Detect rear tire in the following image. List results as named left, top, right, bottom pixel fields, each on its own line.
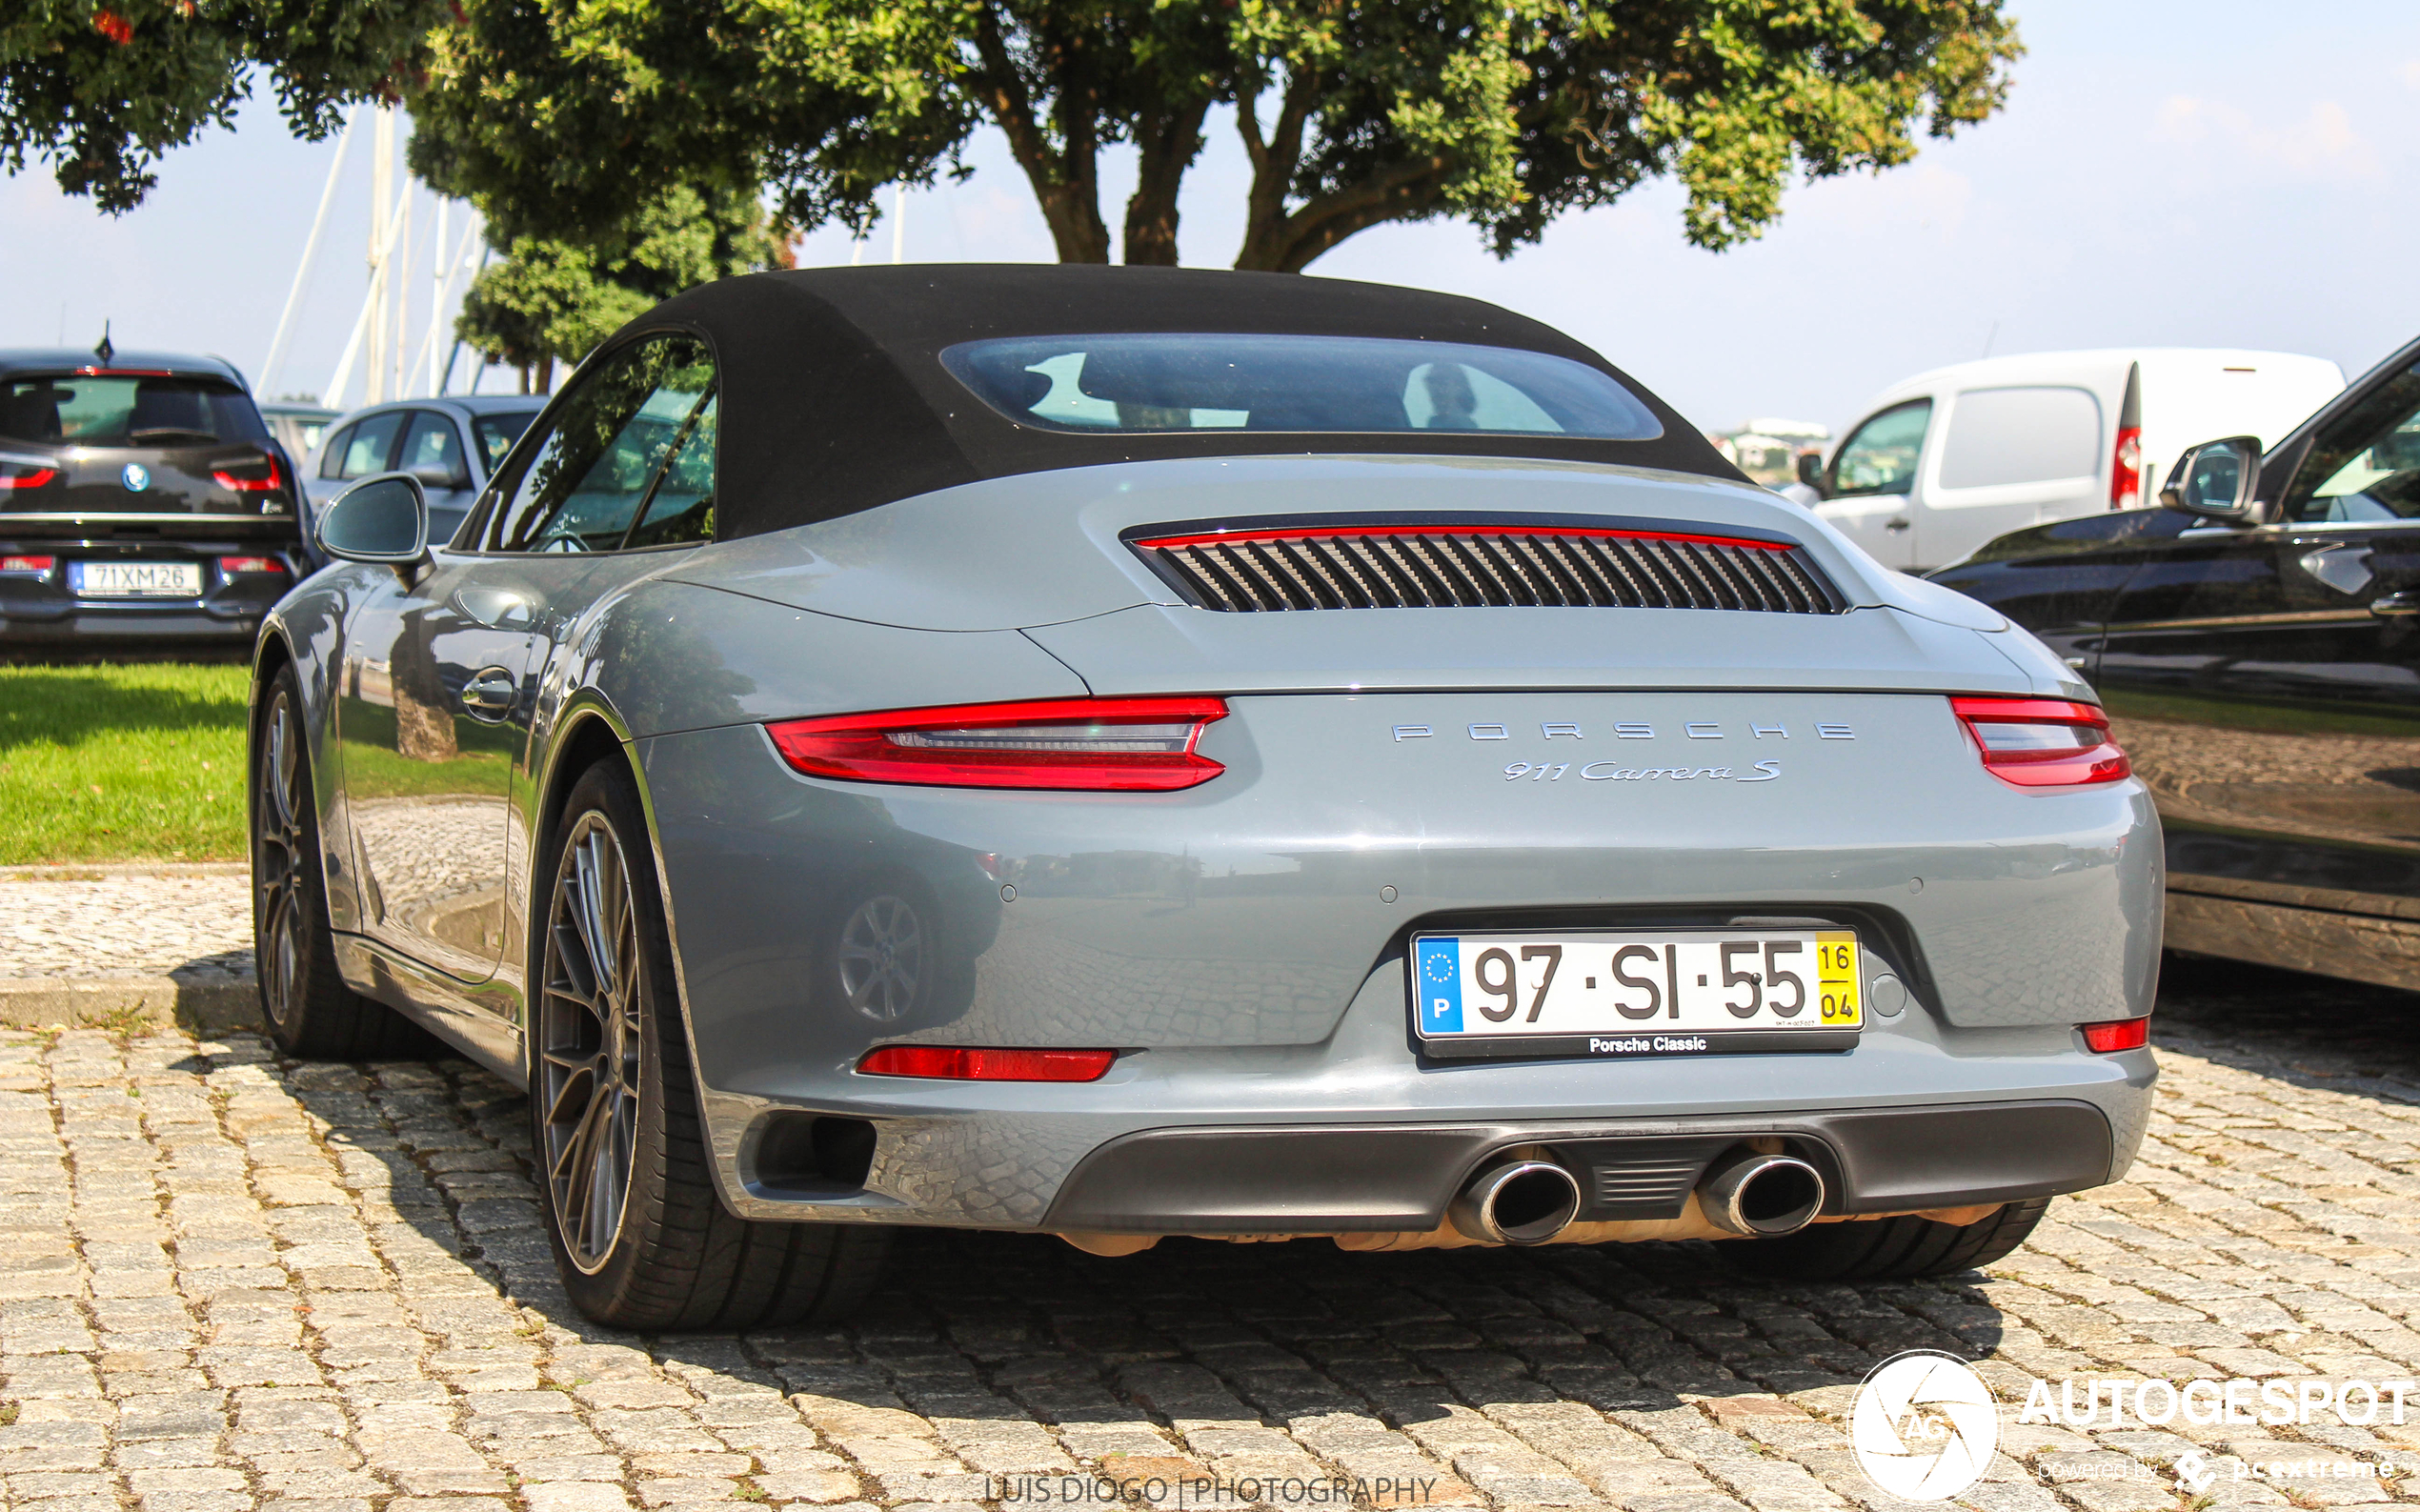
left=251, top=664, right=438, bottom=1060
left=531, top=758, right=891, bottom=1330
left=1721, top=1198, right=2052, bottom=1281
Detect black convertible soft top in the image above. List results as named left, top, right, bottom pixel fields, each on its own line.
left=622, top=265, right=1743, bottom=542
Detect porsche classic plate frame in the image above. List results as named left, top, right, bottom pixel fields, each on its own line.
left=1411, top=927, right=1862, bottom=1059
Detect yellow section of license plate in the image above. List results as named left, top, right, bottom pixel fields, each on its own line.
left=1816, top=932, right=1861, bottom=1025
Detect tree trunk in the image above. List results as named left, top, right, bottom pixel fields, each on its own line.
left=1123, top=97, right=1212, bottom=266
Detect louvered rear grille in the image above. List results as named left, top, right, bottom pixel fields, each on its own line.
left=1132, top=526, right=1841, bottom=615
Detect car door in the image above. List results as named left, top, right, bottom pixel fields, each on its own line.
left=2097, top=355, right=2420, bottom=919
left=335, top=333, right=721, bottom=988
left=395, top=410, right=478, bottom=546
left=1917, top=385, right=2105, bottom=571
left=1815, top=398, right=1930, bottom=570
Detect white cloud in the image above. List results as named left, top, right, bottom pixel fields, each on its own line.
left=2151, top=95, right=2382, bottom=181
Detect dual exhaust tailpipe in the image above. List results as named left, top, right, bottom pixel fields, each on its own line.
left=1448, top=1145, right=1826, bottom=1247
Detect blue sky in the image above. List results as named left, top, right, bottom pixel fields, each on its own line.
left=3, top=0, right=2414, bottom=433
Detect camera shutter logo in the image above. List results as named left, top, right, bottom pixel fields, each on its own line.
left=1852, top=1351, right=1999, bottom=1502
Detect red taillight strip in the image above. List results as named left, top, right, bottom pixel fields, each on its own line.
left=212, top=470, right=280, bottom=492
left=767, top=696, right=1228, bottom=792
left=0, top=555, right=54, bottom=574
left=217, top=556, right=286, bottom=575
left=1949, top=696, right=2131, bottom=789
left=2080, top=1018, right=2148, bottom=1053
left=0, top=468, right=58, bottom=490
left=1133, top=522, right=1794, bottom=552
left=2109, top=424, right=2143, bottom=509
left=858, top=1046, right=1116, bottom=1081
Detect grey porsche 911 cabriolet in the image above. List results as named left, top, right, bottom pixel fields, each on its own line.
left=252, top=265, right=2159, bottom=1329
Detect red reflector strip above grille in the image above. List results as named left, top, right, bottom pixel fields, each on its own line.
left=1130, top=522, right=1793, bottom=552
left=1949, top=696, right=2132, bottom=788
left=2080, top=1018, right=2148, bottom=1053
left=767, top=696, right=1227, bottom=791
left=858, top=1046, right=1117, bottom=1082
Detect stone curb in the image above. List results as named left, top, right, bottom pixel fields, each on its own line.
left=0, top=976, right=259, bottom=1034
left=0, top=861, right=248, bottom=881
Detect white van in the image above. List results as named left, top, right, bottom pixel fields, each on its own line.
left=1800, top=349, right=2346, bottom=571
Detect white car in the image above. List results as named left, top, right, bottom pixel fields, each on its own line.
left=1800, top=349, right=2345, bottom=571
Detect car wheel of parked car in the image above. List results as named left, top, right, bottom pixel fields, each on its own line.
left=252, top=665, right=437, bottom=1060
left=1723, top=1197, right=2051, bottom=1281
left=533, top=759, right=891, bottom=1329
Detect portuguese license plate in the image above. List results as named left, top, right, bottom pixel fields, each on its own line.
left=72, top=560, right=201, bottom=597
left=1412, top=928, right=1862, bottom=1059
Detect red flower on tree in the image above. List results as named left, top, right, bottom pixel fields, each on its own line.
left=92, top=8, right=133, bottom=44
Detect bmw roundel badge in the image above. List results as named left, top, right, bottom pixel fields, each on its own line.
left=121, top=462, right=150, bottom=493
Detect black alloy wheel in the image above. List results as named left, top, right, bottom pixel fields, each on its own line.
left=249, top=663, right=434, bottom=1059
left=530, top=759, right=893, bottom=1329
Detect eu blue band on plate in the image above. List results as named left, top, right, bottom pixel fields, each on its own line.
left=1416, top=937, right=1462, bottom=1034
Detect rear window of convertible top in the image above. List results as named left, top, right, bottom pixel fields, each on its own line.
left=940, top=333, right=1664, bottom=440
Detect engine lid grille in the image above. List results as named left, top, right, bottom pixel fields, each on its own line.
left=1128, top=514, right=1842, bottom=615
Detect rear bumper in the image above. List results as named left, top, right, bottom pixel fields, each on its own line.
left=1043, top=1099, right=2114, bottom=1234
left=0, top=607, right=262, bottom=653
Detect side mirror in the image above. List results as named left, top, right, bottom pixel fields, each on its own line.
left=317, top=473, right=429, bottom=564
left=2159, top=436, right=2262, bottom=521
left=1795, top=451, right=1827, bottom=496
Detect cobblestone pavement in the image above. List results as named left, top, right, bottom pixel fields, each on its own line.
left=0, top=955, right=2417, bottom=1512
left=0, top=868, right=252, bottom=982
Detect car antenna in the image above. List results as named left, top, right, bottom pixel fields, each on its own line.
left=93, top=322, right=114, bottom=365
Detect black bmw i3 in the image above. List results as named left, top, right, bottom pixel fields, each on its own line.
left=0, top=342, right=306, bottom=659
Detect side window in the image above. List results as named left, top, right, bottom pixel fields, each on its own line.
left=335, top=412, right=403, bottom=480
left=1830, top=399, right=1931, bottom=497
left=1937, top=387, right=2101, bottom=490
left=493, top=335, right=715, bottom=553
left=624, top=393, right=718, bottom=548
left=397, top=411, right=472, bottom=489
left=2281, top=363, right=2420, bottom=524
left=317, top=425, right=352, bottom=480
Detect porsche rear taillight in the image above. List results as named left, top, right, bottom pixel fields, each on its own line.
left=857, top=1046, right=1116, bottom=1082
left=1950, top=696, right=2131, bottom=788
left=766, top=696, right=1228, bottom=791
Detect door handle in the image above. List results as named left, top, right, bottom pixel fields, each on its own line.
left=1885, top=518, right=1911, bottom=533
left=2371, top=590, right=2420, bottom=618
left=461, top=666, right=517, bottom=719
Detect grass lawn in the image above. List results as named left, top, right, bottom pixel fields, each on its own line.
left=0, top=663, right=250, bottom=865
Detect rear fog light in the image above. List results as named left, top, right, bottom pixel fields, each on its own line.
left=2081, top=1018, right=2149, bottom=1053
left=858, top=1046, right=1116, bottom=1082
left=1, top=555, right=54, bottom=575
left=217, top=556, right=287, bottom=575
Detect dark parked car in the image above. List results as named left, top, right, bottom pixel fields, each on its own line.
left=0, top=345, right=305, bottom=657
left=1930, top=333, right=2420, bottom=988
left=304, top=395, right=545, bottom=547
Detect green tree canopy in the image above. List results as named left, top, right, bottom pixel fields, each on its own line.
left=454, top=181, right=790, bottom=390
left=1, top=0, right=444, bottom=212
left=411, top=0, right=2020, bottom=272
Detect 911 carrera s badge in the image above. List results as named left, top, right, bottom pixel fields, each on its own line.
left=121, top=463, right=150, bottom=493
